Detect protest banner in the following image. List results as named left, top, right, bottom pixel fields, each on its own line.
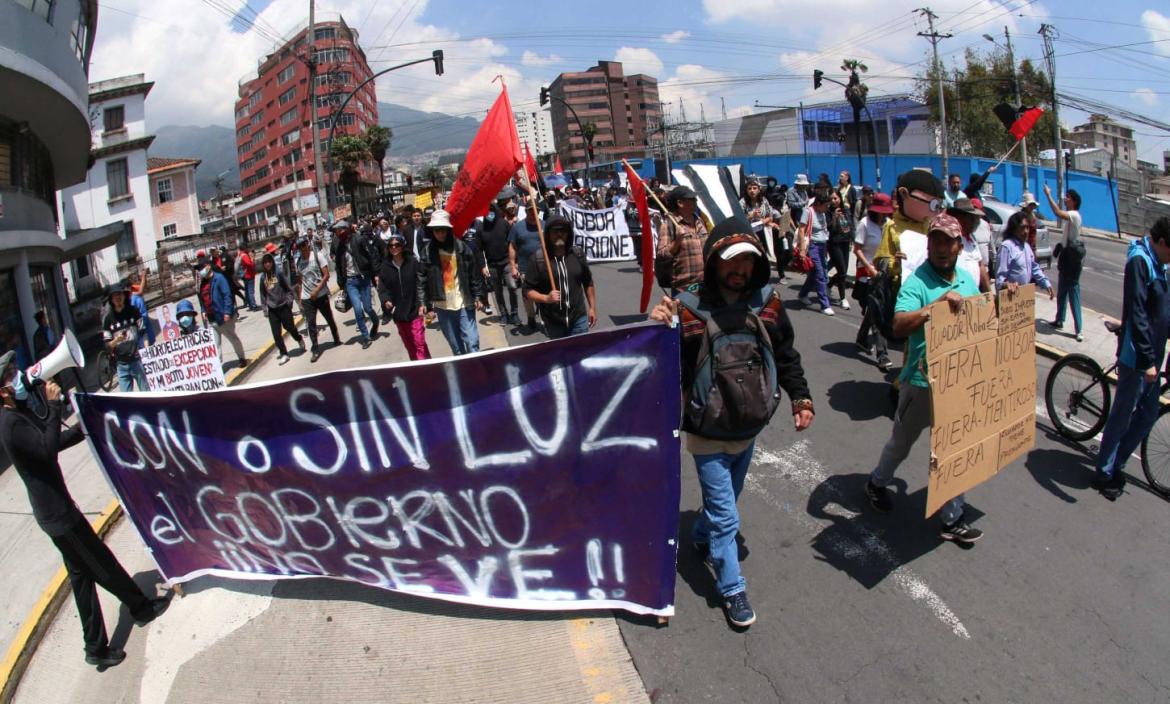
left=559, top=201, right=634, bottom=262
left=924, top=285, right=1036, bottom=516
left=332, top=203, right=352, bottom=221
left=139, top=327, right=226, bottom=392
left=73, top=323, right=682, bottom=616
left=413, top=191, right=434, bottom=210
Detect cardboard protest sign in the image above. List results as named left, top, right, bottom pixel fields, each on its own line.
left=559, top=202, right=634, bottom=262
left=73, top=323, right=682, bottom=616
left=924, top=285, right=1036, bottom=517
left=140, top=327, right=227, bottom=392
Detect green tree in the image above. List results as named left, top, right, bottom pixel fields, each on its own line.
left=364, top=125, right=392, bottom=207
left=917, top=48, right=1059, bottom=162
left=330, top=134, right=369, bottom=215
left=423, top=165, right=444, bottom=189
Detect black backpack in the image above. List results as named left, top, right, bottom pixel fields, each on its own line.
left=677, top=286, right=782, bottom=440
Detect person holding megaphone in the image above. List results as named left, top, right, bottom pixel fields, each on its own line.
left=0, top=349, right=169, bottom=669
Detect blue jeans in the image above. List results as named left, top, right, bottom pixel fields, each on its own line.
left=1096, top=363, right=1163, bottom=479
left=691, top=440, right=755, bottom=597
left=871, top=384, right=965, bottom=524
left=1055, top=277, right=1082, bottom=333
left=345, top=275, right=377, bottom=340
left=798, top=241, right=831, bottom=309
left=243, top=278, right=257, bottom=310
left=434, top=307, right=480, bottom=356
left=117, top=358, right=149, bottom=392
left=545, top=315, right=589, bottom=340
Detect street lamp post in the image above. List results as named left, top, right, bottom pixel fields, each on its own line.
left=541, top=87, right=592, bottom=186
left=814, top=61, right=870, bottom=187
left=324, top=51, right=444, bottom=213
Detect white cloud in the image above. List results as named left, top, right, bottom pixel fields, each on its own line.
left=1142, top=10, right=1170, bottom=57
left=658, top=64, right=752, bottom=123
left=1132, top=87, right=1158, bottom=107
left=660, top=30, right=690, bottom=44
left=521, top=51, right=563, bottom=67
left=614, top=47, right=664, bottom=78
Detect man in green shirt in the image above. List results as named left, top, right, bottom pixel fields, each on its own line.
left=864, top=213, right=984, bottom=544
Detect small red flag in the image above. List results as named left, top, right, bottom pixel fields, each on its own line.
left=1010, top=107, right=1044, bottom=140
left=523, top=143, right=538, bottom=183
left=446, top=87, right=523, bottom=236
left=624, top=161, right=655, bottom=313
left=554, top=155, right=563, bottom=174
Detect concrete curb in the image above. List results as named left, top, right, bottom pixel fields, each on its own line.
left=0, top=307, right=292, bottom=701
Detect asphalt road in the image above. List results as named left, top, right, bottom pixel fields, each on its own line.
left=576, top=260, right=1170, bottom=704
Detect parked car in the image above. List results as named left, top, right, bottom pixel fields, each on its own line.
left=980, top=197, right=1053, bottom=268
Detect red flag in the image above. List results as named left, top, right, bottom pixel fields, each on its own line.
left=446, top=87, right=523, bottom=236
left=554, top=155, right=563, bottom=174
left=523, top=143, right=538, bottom=183
left=624, top=161, right=655, bottom=313
left=1010, top=106, right=1044, bottom=141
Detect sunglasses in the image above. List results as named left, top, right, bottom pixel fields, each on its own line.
left=388, top=242, right=404, bottom=248
left=908, top=190, right=943, bottom=213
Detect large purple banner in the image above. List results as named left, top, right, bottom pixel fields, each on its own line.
left=73, top=323, right=681, bottom=615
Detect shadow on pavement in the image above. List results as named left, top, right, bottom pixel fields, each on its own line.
left=805, top=473, right=985, bottom=589
left=109, top=569, right=166, bottom=652
left=826, top=380, right=897, bottom=422
left=820, top=340, right=864, bottom=360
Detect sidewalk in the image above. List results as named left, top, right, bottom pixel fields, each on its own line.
left=1032, top=290, right=1118, bottom=369
left=2, top=296, right=648, bottom=703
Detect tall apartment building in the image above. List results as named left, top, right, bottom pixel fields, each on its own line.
left=548, top=61, right=660, bottom=171
left=1068, top=114, right=1137, bottom=170
left=233, top=15, right=378, bottom=240
left=515, top=108, right=555, bottom=158
left=2, top=0, right=110, bottom=363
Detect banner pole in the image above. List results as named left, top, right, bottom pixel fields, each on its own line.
left=621, top=159, right=681, bottom=231
left=519, top=168, right=555, bottom=284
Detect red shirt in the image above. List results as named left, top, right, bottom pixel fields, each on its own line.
left=239, top=252, right=255, bottom=279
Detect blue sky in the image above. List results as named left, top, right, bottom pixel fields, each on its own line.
left=92, top=0, right=1170, bottom=162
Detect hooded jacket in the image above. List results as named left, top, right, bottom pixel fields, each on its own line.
left=1117, top=236, right=1170, bottom=371
left=679, top=218, right=811, bottom=422
left=418, top=234, right=483, bottom=309
left=522, top=215, right=593, bottom=327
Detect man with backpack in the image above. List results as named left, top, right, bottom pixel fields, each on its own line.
left=648, top=216, right=814, bottom=629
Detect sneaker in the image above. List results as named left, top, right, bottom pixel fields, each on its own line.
left=132, top=596, right=171, bottom=625
left=821, top=307, right=835, bottom=316
left=723, top=591, right=757, bottom=628
left=1076, top=333, right=1084, bottom=342
left=1094, top=472, right=1126, bottom=500
left=865, top=479, right=894, bottom=512
left=85, top=647, right=126, bottom=670
left=484, top=305, right=494, bottom=315
left=1050, top=320, right=1064, bottom=330
left=277, top=354, right=290, bottom=365
left=840, top=299, right=850, bottom=311
left=360, top=338, right=372, bottom=350
left=940, top=519, right=983, bottom=544
left=856, top=341, right=873, bottom=356
left=310, top=349, right=322, bottom=364
left=238, top=358, right=248, bottom=369
left=877, top=356, right=894, bottom=371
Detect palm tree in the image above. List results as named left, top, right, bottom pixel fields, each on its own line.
left=424, top=165, right=444, bottom=189
left=330, top=134, right=369, bottom=216
left=364, top=125, right=392, bottom=208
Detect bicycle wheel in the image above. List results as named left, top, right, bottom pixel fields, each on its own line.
left=1141, top=404, right=1170, bottom=497
left=98, top=354, right=116, bottom=391
left=1045, top=353, right=1111, bottom=442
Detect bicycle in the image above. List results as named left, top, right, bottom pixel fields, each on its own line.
left=1044, top=319, right=1170, bottom=497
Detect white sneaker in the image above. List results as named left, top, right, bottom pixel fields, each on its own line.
left=1076, top=333, right=1084, bottom=342
left=840, top=299, right=851, bottom=310
left=821, top=307, right=835, bottom=316
left=278, top=354, right=290, bottom=365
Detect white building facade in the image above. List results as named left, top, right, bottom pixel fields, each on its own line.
left=515, top=108, right=556, bottom=157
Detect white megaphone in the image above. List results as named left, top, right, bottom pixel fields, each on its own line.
left=26, top=328, right=84, bottom=384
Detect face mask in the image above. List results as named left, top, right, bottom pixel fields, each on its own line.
left=201, top=266, right=212, bottom=280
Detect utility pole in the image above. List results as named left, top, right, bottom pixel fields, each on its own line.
left=918, top=7, right=952, bottom=179
left=307, top=0, right=329, bottom=225
left=721, top=97, right=727, bottom=121
left=1040, top=23, right=1063, bottom=198
left=1004, top=26, right=1029, bottom=193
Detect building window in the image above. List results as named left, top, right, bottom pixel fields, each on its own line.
left=249, top=92, right=262, bottom=108
left=72, top=255, right=91, bottom=281
left=280, top=107, right=298, bottom=125
left=282, top=129, right=301, bottom=145
left=314, top=26, right=336, bottom=41
left=103, top=105, right=125, bottom=132
left=156, top=177, right=173, bottom=204
left=106, top=158, right=130, bottom=201
left=15, top=0, right=55, bottom=21
left=115, top=221, right=137, bottom=261
left=162, top=223, right=177, bottom=238
left=69, top=2, right=90, bottom=64
left=313, top=48, right=350, bottom=64
left=278, top=65, right=296, bottom=84
left=278, top=87, right=296, bottom=106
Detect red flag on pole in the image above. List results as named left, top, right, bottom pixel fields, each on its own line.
left=624, top=160, right=655, bottom=313
left=446, top=86, right=523, bottom=236
left=523, top=143, right=539, bottom=183
left=1009, top=106, right=1044, bottom=141
left=554, top=155, right=563, bottom=174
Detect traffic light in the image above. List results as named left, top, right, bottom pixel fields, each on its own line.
left=406, top=174, right=413, bottom=188
left=813, top=70, right=824, bottom=89
left=1064, top=151, right=1073, bottom=172
left=432, top=50, right=444, bottom=76
left=540, top=87, right=550, bottom=107
left=586, top=143, right=595, bottom=161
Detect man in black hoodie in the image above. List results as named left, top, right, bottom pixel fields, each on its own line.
left=0, top=354, right=168, bottom=669
left=479, top=189, right=520, bottom=325
left=331, top=220, right=381, bottom=349
left=649, top=217, right=814, bottom=629
left=522, top=216, right=597, bottom=339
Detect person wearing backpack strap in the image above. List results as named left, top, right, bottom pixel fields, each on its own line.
left=649, top=216, right=814, bottom=630
left=522, top=215, right=597, bottom=339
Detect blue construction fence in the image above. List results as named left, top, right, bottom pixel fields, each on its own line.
left=671, top=154, right=1121, bottom=232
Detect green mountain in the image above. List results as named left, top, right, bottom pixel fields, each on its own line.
left=375, top=102, right=481, bottom=157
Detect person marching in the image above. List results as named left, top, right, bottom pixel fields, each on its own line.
left=825, top=189, right=855, bottom=309
left=295, top=235, right=341, bottom=363
left=522, top=216, right=597, bottom=339
left=995, top=211, right=1054, bottom=297
left=257, top=252, right=306, bottom=365
left=853, top=192, right=895, bottom=370
left=378, top=233, right=431, bottom=361
left=796, top=185, right=835, bottom=315
left=656, top=186, right=708, bottom=293
left=418, top=210, right=484, bottom=356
